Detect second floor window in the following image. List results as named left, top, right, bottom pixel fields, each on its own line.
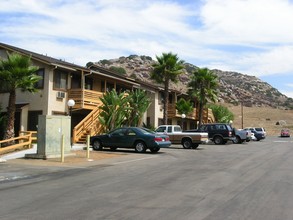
left=35, top=68, right=44, bottom=89
left=54, top=70, right=67, bottom=90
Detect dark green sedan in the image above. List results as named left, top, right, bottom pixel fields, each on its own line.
left=90, top=127, right=171, bottom=153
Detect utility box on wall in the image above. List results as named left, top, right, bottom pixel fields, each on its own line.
left=26, top=115, right=72, bottom=159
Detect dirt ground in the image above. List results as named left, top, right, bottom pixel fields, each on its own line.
left=226, top=104, right=293, bottom=136
left=9, top=150, right=127, bottom=167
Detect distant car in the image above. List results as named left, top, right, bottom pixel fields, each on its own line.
left=90, top=127, right=171, bottom=153
left=280, top=129, right=290, bottom=137
left=244, top=128, right=265, bottom=141
left=255, top=127, right=266, bottom=137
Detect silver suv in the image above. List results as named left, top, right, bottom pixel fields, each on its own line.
left=255, top=127, right=266, bottom=137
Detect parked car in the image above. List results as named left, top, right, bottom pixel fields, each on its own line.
left=155, top=125, right=209, bottom=149
left=280, top=128, right=290, bottom=137
left=244, top=128, right=265, bottom=141
left=245, top=127, right=266, bottom=138
left=233, top=129, right=252, bottom=144
left=90, top=127, right=171, bottom=153
left=255, top=127, right=266, bottom=137
left=186, top=123, right=235, bottom=145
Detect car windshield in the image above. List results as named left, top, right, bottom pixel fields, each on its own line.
left=255, top=128, right=263, bottom=132
left=226, top=124, right=233, bottom=131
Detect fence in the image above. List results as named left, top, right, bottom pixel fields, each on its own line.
left=0, top=131, right=37, bottom=155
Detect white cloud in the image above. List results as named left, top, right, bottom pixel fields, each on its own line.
left=1, top=0, right=293, bottom=81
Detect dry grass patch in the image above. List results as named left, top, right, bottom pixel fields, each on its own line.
left=225, top=105, right=293, bottom=136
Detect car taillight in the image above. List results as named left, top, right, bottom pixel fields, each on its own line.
left=165, top=137, right=169, bottom=141
left=154, top=137, right=163, bottom=142
left=229, top=131, right=232, bottom=136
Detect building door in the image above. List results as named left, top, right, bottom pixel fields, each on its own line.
left=14, top=111, right=21, bottom=137
left=28, top=111, right=43, bottom=131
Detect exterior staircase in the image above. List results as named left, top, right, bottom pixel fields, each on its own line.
left=72, top=107, right=103, bottom=144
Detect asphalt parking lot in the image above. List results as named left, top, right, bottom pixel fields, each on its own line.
left=1, top=136, right=293, bottom=220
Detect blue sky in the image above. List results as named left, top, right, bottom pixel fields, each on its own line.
left=0, top=0, right=293, bottom=98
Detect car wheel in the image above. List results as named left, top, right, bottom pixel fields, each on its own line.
left=93, top=139, right=103, bottom=151
left=110, top=147, right=117, bottom=151
left=182, top=138, right=192, bottom=149
left=150, top=147, right=160, bottom=153
left=134, top=141, right=146, bottom=153
left=233, top=136, right=242, bottom=144
left=213, top=136, right=224, bottom=145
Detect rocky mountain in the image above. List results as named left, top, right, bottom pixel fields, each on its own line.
left=93, top=55, right=293, bottom=109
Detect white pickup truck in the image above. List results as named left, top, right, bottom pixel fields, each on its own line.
left=155, top=125, right=209, bottom=149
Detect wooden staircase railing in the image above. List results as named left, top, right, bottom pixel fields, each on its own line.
left=72, top=107, right=103, bottom=143
left=0, top=131, right=37, bottom=155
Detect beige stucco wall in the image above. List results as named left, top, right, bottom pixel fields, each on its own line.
left=46, top=68, right=70, bottom=115
left=146, top=91, right=163, bottom=128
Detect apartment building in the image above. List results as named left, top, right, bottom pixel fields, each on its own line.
left=0, top=42, right=214, bottom=143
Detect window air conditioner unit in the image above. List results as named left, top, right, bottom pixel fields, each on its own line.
left=56, top=91, right=65, bottom=99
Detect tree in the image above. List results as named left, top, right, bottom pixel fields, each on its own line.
left=176, top=98, right=194, bottom=129
left=176, top=98, right=194, bottom=116
left=188, top=67, right=218, bottom=127
left=151, top=52, right=184, bottom=125
left=125, top=89, right=151, bottom=127
left=0, top=52, right=40, bottom=140
left=98, top=90, right=130, bottom=132
left=207, top=104, right=234, bottom=123
left=109, top=66, right=127, bottom=75
left=98, top=89, right=151, bottom=132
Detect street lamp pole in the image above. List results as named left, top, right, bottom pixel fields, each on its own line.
left=67, top=99, right=75, bottom=146
left=181, top=113, right=186, bottom=130
left=67, top=99, right=75, bottom=116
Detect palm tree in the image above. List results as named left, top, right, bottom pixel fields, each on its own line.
left=176, top=98, right=194, bottom=129
left=98, top=90, right=130, bottom=132
left=188, top=67, right=218, bottom=127
left=151, top=52, right=184, bottom=125
left=125, top=89, right=151, bottom=127
left=0, top=52, right=40, bottom=140
left=207, top=104, right=234, bottom=123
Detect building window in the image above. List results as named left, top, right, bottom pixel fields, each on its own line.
left=159, top=91, right=164, bottom=105
left=54, top=70, right=68, bottom=90
left=147, top=117, right=150, bottom=127
left=106, top=82, right=114, bottom=92
left=169, top=93, right=173, bottom=104
left=35, top=68, right=45, bottom=89
left=101, top=81, right=105, bottom=92
left=85, top=77, right=93, bottom=90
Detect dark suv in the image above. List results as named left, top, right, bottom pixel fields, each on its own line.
left=187, top=123, right=235, bottom=145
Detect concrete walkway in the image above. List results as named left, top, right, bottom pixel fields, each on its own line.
left=0, top=144, right=86, bottom=162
